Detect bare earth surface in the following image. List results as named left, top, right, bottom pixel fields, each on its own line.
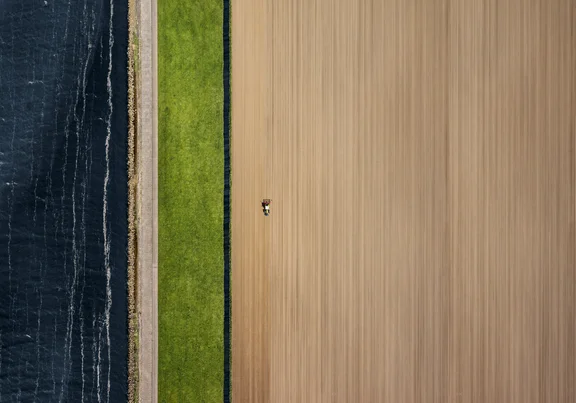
left=232, top=1, right=575, bottom=402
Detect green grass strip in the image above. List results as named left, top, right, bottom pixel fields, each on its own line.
left=158, top=0, right=224, bottom=401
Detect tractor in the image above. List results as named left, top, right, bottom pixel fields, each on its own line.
left=261, top=199, right=271, bottom=216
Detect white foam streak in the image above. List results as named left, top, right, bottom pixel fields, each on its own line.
left=79, top=6, right=96, bottom=394
left=103, top=0, right=115, bottom=401
left=96, top=325, right=102, bottom=403
left=54, top=0, right=72, bottom=396
left=91, top=311, right=98, bottom=400
left=62, top=0, right=93, bottom=399
left=33, top=293, right=43, bottom=399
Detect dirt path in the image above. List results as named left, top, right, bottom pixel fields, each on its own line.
left=232, top=1, right=576, bottom=402
left=136, top=0, right=158, bottom=399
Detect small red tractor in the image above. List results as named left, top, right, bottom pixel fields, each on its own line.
left=261, top=199, right=271, bottom=216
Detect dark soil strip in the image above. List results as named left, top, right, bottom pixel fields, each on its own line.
left=223, top=0, right=232, bottom=401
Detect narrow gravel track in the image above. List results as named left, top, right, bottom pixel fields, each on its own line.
left=136, top=0, right=158, bottom=400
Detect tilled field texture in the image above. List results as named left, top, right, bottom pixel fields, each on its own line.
left=232, top=1, right=576, bottom=402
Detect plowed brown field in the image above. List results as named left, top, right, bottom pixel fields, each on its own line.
left=231, top=1, right=576, bottom=402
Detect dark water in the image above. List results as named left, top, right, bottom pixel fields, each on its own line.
left=0, top=0, right=128, bottom=401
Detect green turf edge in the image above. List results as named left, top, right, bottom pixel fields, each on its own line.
left=157, top=0, right=224, bottom=401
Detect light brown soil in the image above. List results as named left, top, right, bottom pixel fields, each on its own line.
left=231, top=1, right=576, bottom=402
